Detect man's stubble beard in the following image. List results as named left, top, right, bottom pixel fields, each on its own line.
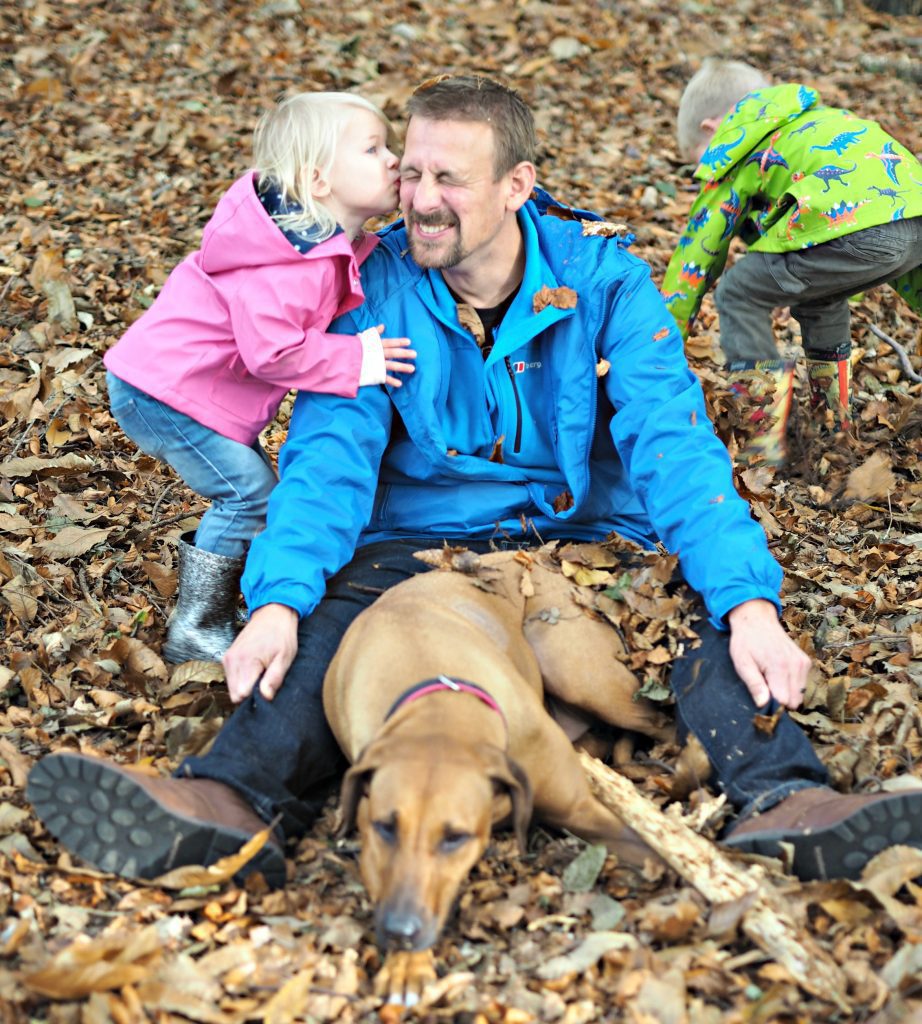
left=408, top=233, right=465, bottom=270
left=406, top=214, right=464, bottom=269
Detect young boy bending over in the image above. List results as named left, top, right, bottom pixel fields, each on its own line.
left=661, top=59, right=922, bottom=466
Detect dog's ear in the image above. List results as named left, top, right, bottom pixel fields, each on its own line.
left=337, top=760, right=376, bottom=838
left=489, top=755, right=534, bottom=853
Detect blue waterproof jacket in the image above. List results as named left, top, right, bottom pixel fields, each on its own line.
left=243, top=193, right=783, bottom=626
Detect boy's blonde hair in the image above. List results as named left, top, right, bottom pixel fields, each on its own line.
left=253, top=91, right=390, bottom=242
left=677, top=59, right=770, bottom=161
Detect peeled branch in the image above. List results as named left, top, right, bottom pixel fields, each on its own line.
left=579, top=752, right=852, bottom=1013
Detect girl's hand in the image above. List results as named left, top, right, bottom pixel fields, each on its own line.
left=375, top=323, right=416, bottom=387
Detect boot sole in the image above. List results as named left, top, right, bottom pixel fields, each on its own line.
left=723, top=789, right=922, bottom=881
left=27, top=753, right=286, bottom=889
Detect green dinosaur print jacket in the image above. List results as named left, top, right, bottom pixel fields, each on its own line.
left=661, top=83, right=922, bottom=339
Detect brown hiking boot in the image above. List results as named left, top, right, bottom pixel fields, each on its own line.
left=26, top=752, right=286, bottom=888
left=722, top=785, right=922, bottom=881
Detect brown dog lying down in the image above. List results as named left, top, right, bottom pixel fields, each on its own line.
left=322, top=545, right=680, bottom=1004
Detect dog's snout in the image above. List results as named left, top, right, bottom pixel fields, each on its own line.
left=379, top=908, right=424, bottom=949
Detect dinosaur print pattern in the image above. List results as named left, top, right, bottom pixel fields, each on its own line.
left=813, top=163, right=857, bottom=192
left=699, top=127, right=747, bottom=172
left=818, top=199, right=865, bottom=228
left=784, top=195, right=813, bottom=241
left=745, top=132, right=789, bottom=177
left=719, top=189, right=744, bottom=239
left=661, top=82, right=922, bottom=338
left=809, top=128, right=868, bottom=156
left=868, top=184, right=910, bottom=207
left=790, top=119, right=821, bottom=136
left=865, top=142, right=902, bottom=185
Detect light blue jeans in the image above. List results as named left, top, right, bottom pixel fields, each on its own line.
left=106, top=372, right=277, bottom=558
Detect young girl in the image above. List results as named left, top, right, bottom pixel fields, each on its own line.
left=104, top=91, right=415, bottom=664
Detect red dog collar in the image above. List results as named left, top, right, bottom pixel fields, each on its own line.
left=384, top=675, right=506, bottom=727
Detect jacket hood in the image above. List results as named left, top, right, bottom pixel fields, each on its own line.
left=197, top=172, right=362, bottom=275
left=696, top=83, right=819, bottom=182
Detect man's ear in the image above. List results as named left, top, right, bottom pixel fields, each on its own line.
left=505, top=160, right=538, bottom=213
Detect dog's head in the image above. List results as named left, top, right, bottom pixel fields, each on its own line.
left=338, top=735, right=533, bottom=952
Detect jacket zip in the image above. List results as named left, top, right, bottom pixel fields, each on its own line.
left=504, top=356, right=523, bottom=454
left=583, top=297, right=608, bottom=486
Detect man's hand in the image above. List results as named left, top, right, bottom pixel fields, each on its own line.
left=727, top=598, right=812, bottom=709
left=223, top=603, right=299, bottom=704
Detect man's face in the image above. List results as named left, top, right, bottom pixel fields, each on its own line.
left=399, top=117, right=512, bottom=270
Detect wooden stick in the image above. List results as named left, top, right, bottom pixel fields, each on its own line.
left=864, top=322, right=922, bottom=383
left=579, top=752, right=851, bottom=1012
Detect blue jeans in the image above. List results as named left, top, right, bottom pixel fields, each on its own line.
left=106, top=373, right=277, bottom=558
left=182, top=538, right=829, bottom=837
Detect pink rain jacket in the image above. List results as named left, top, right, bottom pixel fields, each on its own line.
left=104, top=172, right=378, bottom=446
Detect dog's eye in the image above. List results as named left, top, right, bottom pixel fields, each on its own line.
left=373, top=819, right=397, bottom=845
left=439, top=830, right=473, bottom=853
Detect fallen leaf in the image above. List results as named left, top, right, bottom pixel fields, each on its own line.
left=35, top=526, right=113, bottom=558
left=536, top=931, right=638, bottom=979
left=844, top=452, right=897, bottom=500
left=151, top=823, right=277, bottom=889
left=533, top=284, right=578, bottom=313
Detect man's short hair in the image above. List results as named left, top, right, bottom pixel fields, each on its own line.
left=677, top=59, right=770, bottom=161
left=407, top=74, right=537, bottom=179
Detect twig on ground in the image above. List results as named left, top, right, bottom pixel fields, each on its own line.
left=580, top=752, right=852, bottom=1013
left=864, top=323, right=922, bottom=383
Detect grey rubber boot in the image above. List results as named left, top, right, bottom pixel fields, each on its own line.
left=162, top=533, right=245, bottom=664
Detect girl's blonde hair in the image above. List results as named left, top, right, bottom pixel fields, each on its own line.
left=253, top=91, right=390, bottom=242
left=677, top=59, right=770, bottom=161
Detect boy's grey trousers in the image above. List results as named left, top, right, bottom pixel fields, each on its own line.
left=715, top=216, right=922, bottom=362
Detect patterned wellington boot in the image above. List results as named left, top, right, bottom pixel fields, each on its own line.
left=162, top=532, right=245, bottom=664
left=805, top=344, right=851, bottom=432
left=727, top=359, right=796, bottom=467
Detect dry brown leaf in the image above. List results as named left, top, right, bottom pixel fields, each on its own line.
left=457, top=302, right=485, bottom=346
left=22, top=961, right=150, bottom=999
left=560, top=561, right=615, bottom=587
left=581, top=220, right=631, bottom=237
left=533, top=284, right=578, bottom=313
left=844, top=452, right=897, bottom=500
left=259, top=965, right=316, bottom=1024
left=536, top=931, right=638, bottom=979
left=35, top=526, right=113, bottom=559
left=151, top=823, right=276, bottom=889
left=1, top=577, right=39, bottom=621
left=141, top=560, right=177, bottom=598
left=0, top=453, right=96, bottom=478
left=753, top=709, right=784, bottom=735
left=553, top=490, right=574, bottom=513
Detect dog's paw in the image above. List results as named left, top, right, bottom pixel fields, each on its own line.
left=375, top=950, right=437, bottom=1006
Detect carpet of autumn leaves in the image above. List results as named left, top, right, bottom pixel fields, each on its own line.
left=2, top=0, right=922, bottom=1021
